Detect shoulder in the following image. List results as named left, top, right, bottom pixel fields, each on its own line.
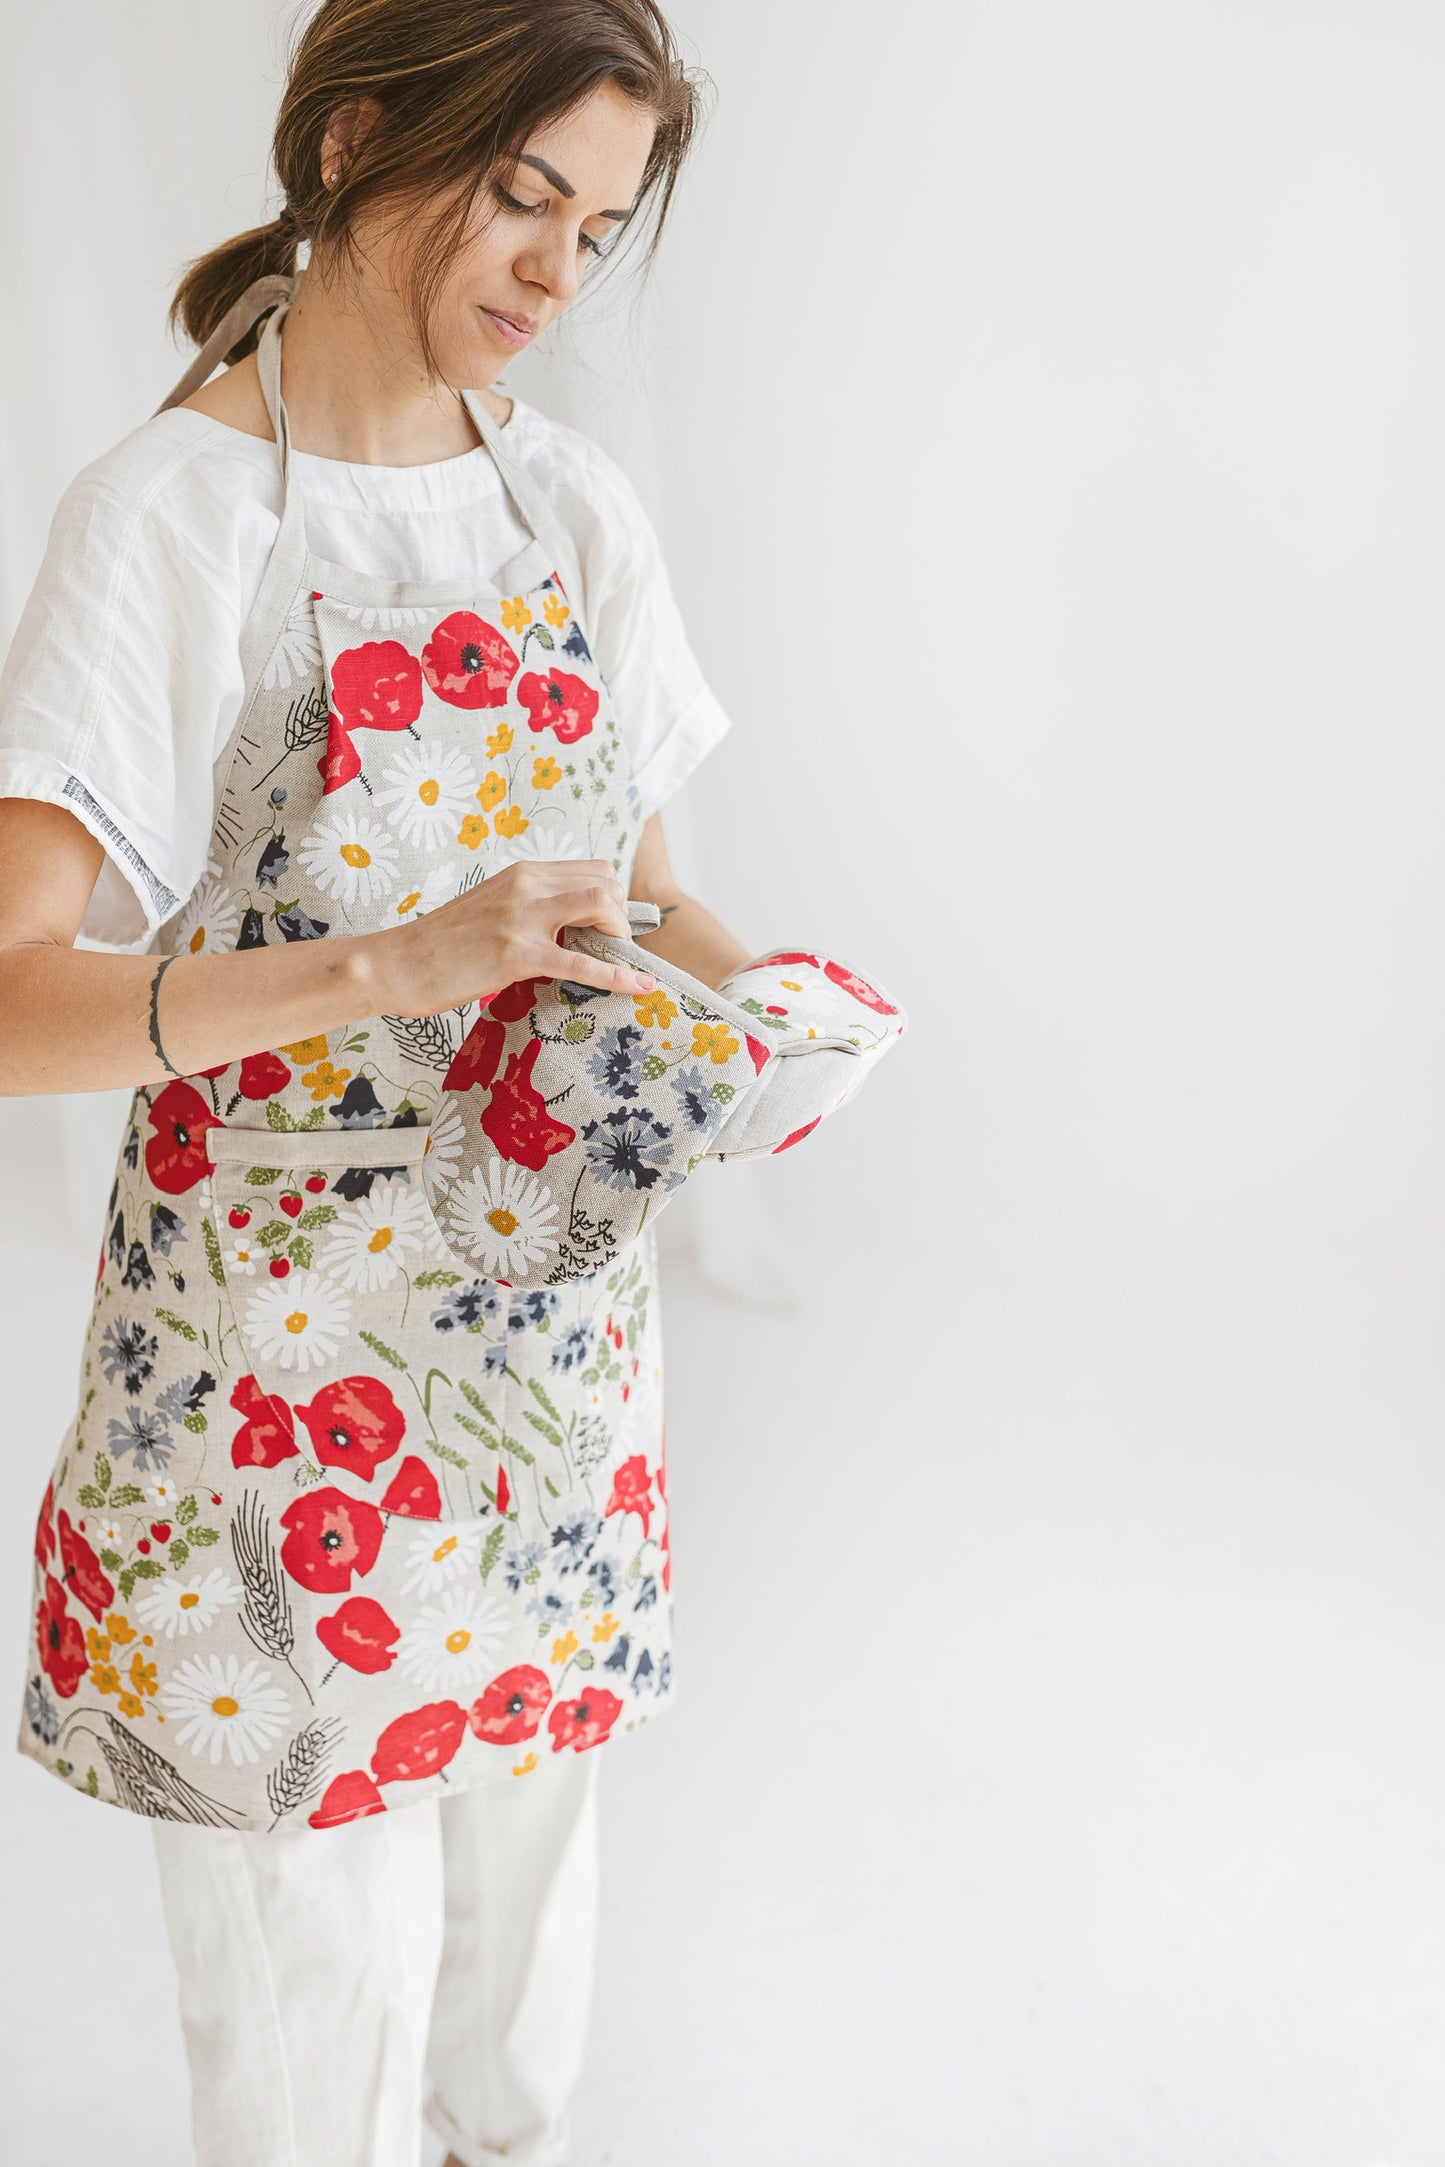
left=501, top=402, right=656, bottom=556
left=50, top=412, right=279, bottom=577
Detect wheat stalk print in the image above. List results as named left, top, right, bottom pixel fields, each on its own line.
left=266, top=1716, right=344, bottom=1827
left=384, top=1010, right=460, bottom=1069
left=59, top=1712, right=243, bottom=1827
left=230, top=1488, right=314, bottom=1704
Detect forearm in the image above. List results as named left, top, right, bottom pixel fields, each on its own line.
left=634, top=890, right=753, bottom=990
left=0, top=935, right=381, bottom=1097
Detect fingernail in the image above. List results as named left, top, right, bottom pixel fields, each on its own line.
left=635, top=972, right=656, bottom=991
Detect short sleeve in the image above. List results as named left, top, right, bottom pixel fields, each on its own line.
left=0, top=440, right=244, bottom=950
left=511, top=419, right=733, bottom=817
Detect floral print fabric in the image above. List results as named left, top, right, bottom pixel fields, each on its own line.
left=18, top=426, right=677, bottom=1830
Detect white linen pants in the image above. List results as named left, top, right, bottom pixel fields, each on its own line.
left=151, top=1752, right=600, bottom=2167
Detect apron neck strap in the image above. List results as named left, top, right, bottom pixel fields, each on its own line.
left=153, top=274, right=299, bottom=417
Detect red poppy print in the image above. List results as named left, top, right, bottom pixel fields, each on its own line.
left=547, top=1688, right=623, bottom=1754
left=774, top=1116, right=822, bottom=1152
left=495, top=1461, right=510, bottom=1518
left=752, top=950, right=821, bottom=969
left=657, top=1441, right=672, bottom=1593
left=823, top=959, right=898, bottom=1014
left=294, top=1376, right=405, bottom=1482
left=481, top=1038, right=576, bottom=1171
left=517, top=667, right=598, bottom=744
left=57, top=1509, right=115, bottom=1623
left=379, top=1455, right=443, bottom=1520
left=278, top=1488, right=385, bottom=1594
left=229, top=1375, right=298, bottom=1470
left=36, top=1574, right=87, bottom=1699
left=330, top=640, right=424, bottom=732
left=237, top=1050, right=292, bottom=1101
left=422, top=611, right=519, bottom=709
left=371, top=1700, right=468, bottom=1784
left=604, top=1453, right=653, bottom=1538
left=319, top=714, right=362, bottom=796
left=308, top=1769, right=387, bottom=1829
left=487, top=977, right=547, bottom=1023
left=745, top=1034, right=772, bottom=1076
left=316, top=1596, right=401, bottom=1675
left=145, top=1081, right=222, bottom=1196
left=443, top=1016, right=505, bottom=1094
left=468, top=1665, right=551, bottom=1747
left=34, top=1480, right=55, bottom=1570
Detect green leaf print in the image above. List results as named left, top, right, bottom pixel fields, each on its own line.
left=255, top=1220, right=290, bottom=1249
left=169, top=1538, right=190, bottom=1568
left=118, top=1568, right=136, bottom=1601
left=100, top=1549, right=122, bottom=1572
left=75, top=1485, right=105, bottom=1509
left=111, top=1484, right=144, bottom=1508
left=428, top=1437, right=470, bottom=1471
left=189, top=1526, right=220, bottom=1546
left=573, top=1647, right=595, bottom=1670
left=156, top=1309, right=199, bottom=1342
left=265, top=1102, right=297, bottom=1133
left=299, top=1105, right=327, bottom=1130
left=93, top=1452, right=111, bottom=1494
left=183, top=1412, right=208, bottom=1434
left=297, top=1205, right=337, bottom=1231
left=526, top=1377, right=564, bottom=1427
left=480, top=1523, right=506, bottom=1582
left=544, top=1475, right=560, bottom=1497
left=358, top=1329, right=408, bottom=1371
left=84, top=1768, right=100, bottom=1798
left=245, top=1165, right=285, bottom=1186
left=287, top=1234, right=314, bottom=1271
left=458, top=1379, right=499, bottom=1427
left=413, top=1270, right=462, bottom=1289
left=203, top=1216, right=227, bottom=1287
left=131, top=1558, right=165, bottom=1580
left=177, top=1493, right=199, bottom=1524
left=522, top=1408, right=564, bottom=1452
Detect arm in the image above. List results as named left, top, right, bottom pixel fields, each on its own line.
left=627, top=810, right=753, bottom=989
left=0, top=797, right=656, bottom=1098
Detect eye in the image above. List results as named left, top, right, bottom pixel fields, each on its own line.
left=494, top=184, right=544, bottom=218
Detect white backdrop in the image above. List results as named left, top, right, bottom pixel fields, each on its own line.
left=7, top=3, right=1445, bottom=2162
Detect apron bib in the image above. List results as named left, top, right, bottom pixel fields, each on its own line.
left=19, top=287, right=675, bottom=1832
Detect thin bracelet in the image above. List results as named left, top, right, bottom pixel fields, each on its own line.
left=148, top=954, right=184, bottom=1079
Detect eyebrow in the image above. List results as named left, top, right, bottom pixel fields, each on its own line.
left=515, top=152, right=632, bottom=221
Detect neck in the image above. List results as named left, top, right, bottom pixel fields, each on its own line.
left=274, top=265, right=510, bottom=465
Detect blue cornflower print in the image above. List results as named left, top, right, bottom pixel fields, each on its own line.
left=551, top=1322, right=594, bottom=1373
left=508, top=1288, right=561, bottom=1331
left=25, top=1674, right=59, bottom=1746
left=670, top=1062, right=722, bottom=1133
left=550, top=1513, right=604, bottom=1573
left=587, top=1553, right=619, bottom=1607
left=586, top=1024, right=646, bottom=1103
left=582, top=1106, right=675, bottom=1191
left=432, top=1282, right=501, bottom=1333
left=106, top=1404, right=173, bottom=1472
left=99, top=1318, right=157, bottom=1398
left=504, top=1540, right=548, bottom=1592
left=526, top=1588, right=571, bottom=1624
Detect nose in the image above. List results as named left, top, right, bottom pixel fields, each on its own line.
left=515, top=231, right=582, bottom=310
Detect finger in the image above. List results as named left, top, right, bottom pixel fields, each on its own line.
left=545, top=941, right=655, bottom=996
left=549, top=878, right=632, bottom=942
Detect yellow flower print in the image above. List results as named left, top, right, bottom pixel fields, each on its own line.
left=302, top=1060, right=352, bottom=1102
left=128, top=1651, right=158, bottom=1699
left=692, top=1020, right=740, bottom=1065
left=279, top=1033, right=329, bottom=1063
left=486, top=721, right=514, bottom=757
left=531, top=756, right=562, bottom=791
left=543, top=593, right=570, bottom=628
left=512, top=1751, right=538, bottom=1776
left=592, top=1611, right=620, bottom=1644
left=500, top=595, right=532, bottom=633
left=458, top=813, right=488, bottom=850
left=781, top=979, right=803, bottom=991
left=551, top=1628, right=579, bottom=1665
left=85, top=1627, right=110, bottom=1664
left=395, top=890, right=422, bottom=916
left=477, top=770, right=507, bottom=811
left=493, top=804, right=530, bottom=839
left=106, top=1612, right=137, bottom=1645
left=634, top=989, right=678, bottom=1029
left=116, top=1691, right=145, bottom=1720
left=90, top=1661, right=121, bottom=1697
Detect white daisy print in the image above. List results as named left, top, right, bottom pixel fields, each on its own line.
left=297, top=810, right=400, bottom=906
left=173, top=867, right=241, bottom=956
left=134, top=1567, right=241, bottom=1641
left=423, top=1098, right=467, bottom=1195
left=391, top=864, right=458, bottom=922
left=96, top=1519, right=124, bottom=1552
left=319, top=1181, right=445, bottom=1294
left=444, top=1161, right=560, bottom=1278
left=244, top=1271, right=352, bottom=1373
left=396, top=1589, right=510, bottom=1693
left=262, top=592, right=324, bottom=691
left=227, top=1240, right=258, bottom=1275
left=495, top=812, right=585, bottom=865
left=400, top=1521, right=486, bottom=1597
left=375, top=742, right=479, bottom=848
left=160, top=1652, right=291, bottom=1767
left=147, top=1477, right=180, bottom=1512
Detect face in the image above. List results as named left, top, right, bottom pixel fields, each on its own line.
left=325, top=81, right=657, bottom=388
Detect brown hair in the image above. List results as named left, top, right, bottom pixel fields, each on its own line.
left=170, top=0, right=703, bottom=376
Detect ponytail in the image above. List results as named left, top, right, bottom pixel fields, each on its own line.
left=169, top=212, right=300, bottom=363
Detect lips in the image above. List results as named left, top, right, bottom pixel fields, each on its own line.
left=480, top=306, right=536, bottom=347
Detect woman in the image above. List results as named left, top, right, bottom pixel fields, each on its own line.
left=0, top=3, right=744, bottom=2161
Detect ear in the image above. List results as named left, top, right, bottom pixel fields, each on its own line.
left=321, top=95, right=384, bottom=176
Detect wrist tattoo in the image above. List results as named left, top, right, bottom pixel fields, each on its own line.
left=148, top=954, right=183, bottom=1079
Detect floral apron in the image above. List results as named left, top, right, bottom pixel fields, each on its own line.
left=18, top=288, right=674, bottom=1832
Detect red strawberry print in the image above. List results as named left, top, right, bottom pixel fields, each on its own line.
left=480, top=1038, right=576, bottom=1171
left=308, top=1770, right=387, bottom=1829
left=145, top=1081, right=222, bottom=1196
left=228, top=1207, right=252, bottom=1230
left=305, top=1175, right=327, bottom=1194
left=269, top=1257, right=291, bottom=1279
left=279, top=1192, right=303, bottom=1219
left=150, top=1522, right=172, bottom=1545
left=370, top=1701, right=468, bottom=1783
left=469, top=1665, right=551, bottom=1747
left=517, top=667, right=598, bottom=744
left=421, top=611, right=519, bottom=709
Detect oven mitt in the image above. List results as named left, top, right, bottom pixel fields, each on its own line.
left=421, top=900, right=906, bottom=1286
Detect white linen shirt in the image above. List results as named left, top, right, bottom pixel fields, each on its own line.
left=0, top=401, right=729, bottom=949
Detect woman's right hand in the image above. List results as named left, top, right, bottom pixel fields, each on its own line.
left=372, top=857, right=656, bottom=1020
